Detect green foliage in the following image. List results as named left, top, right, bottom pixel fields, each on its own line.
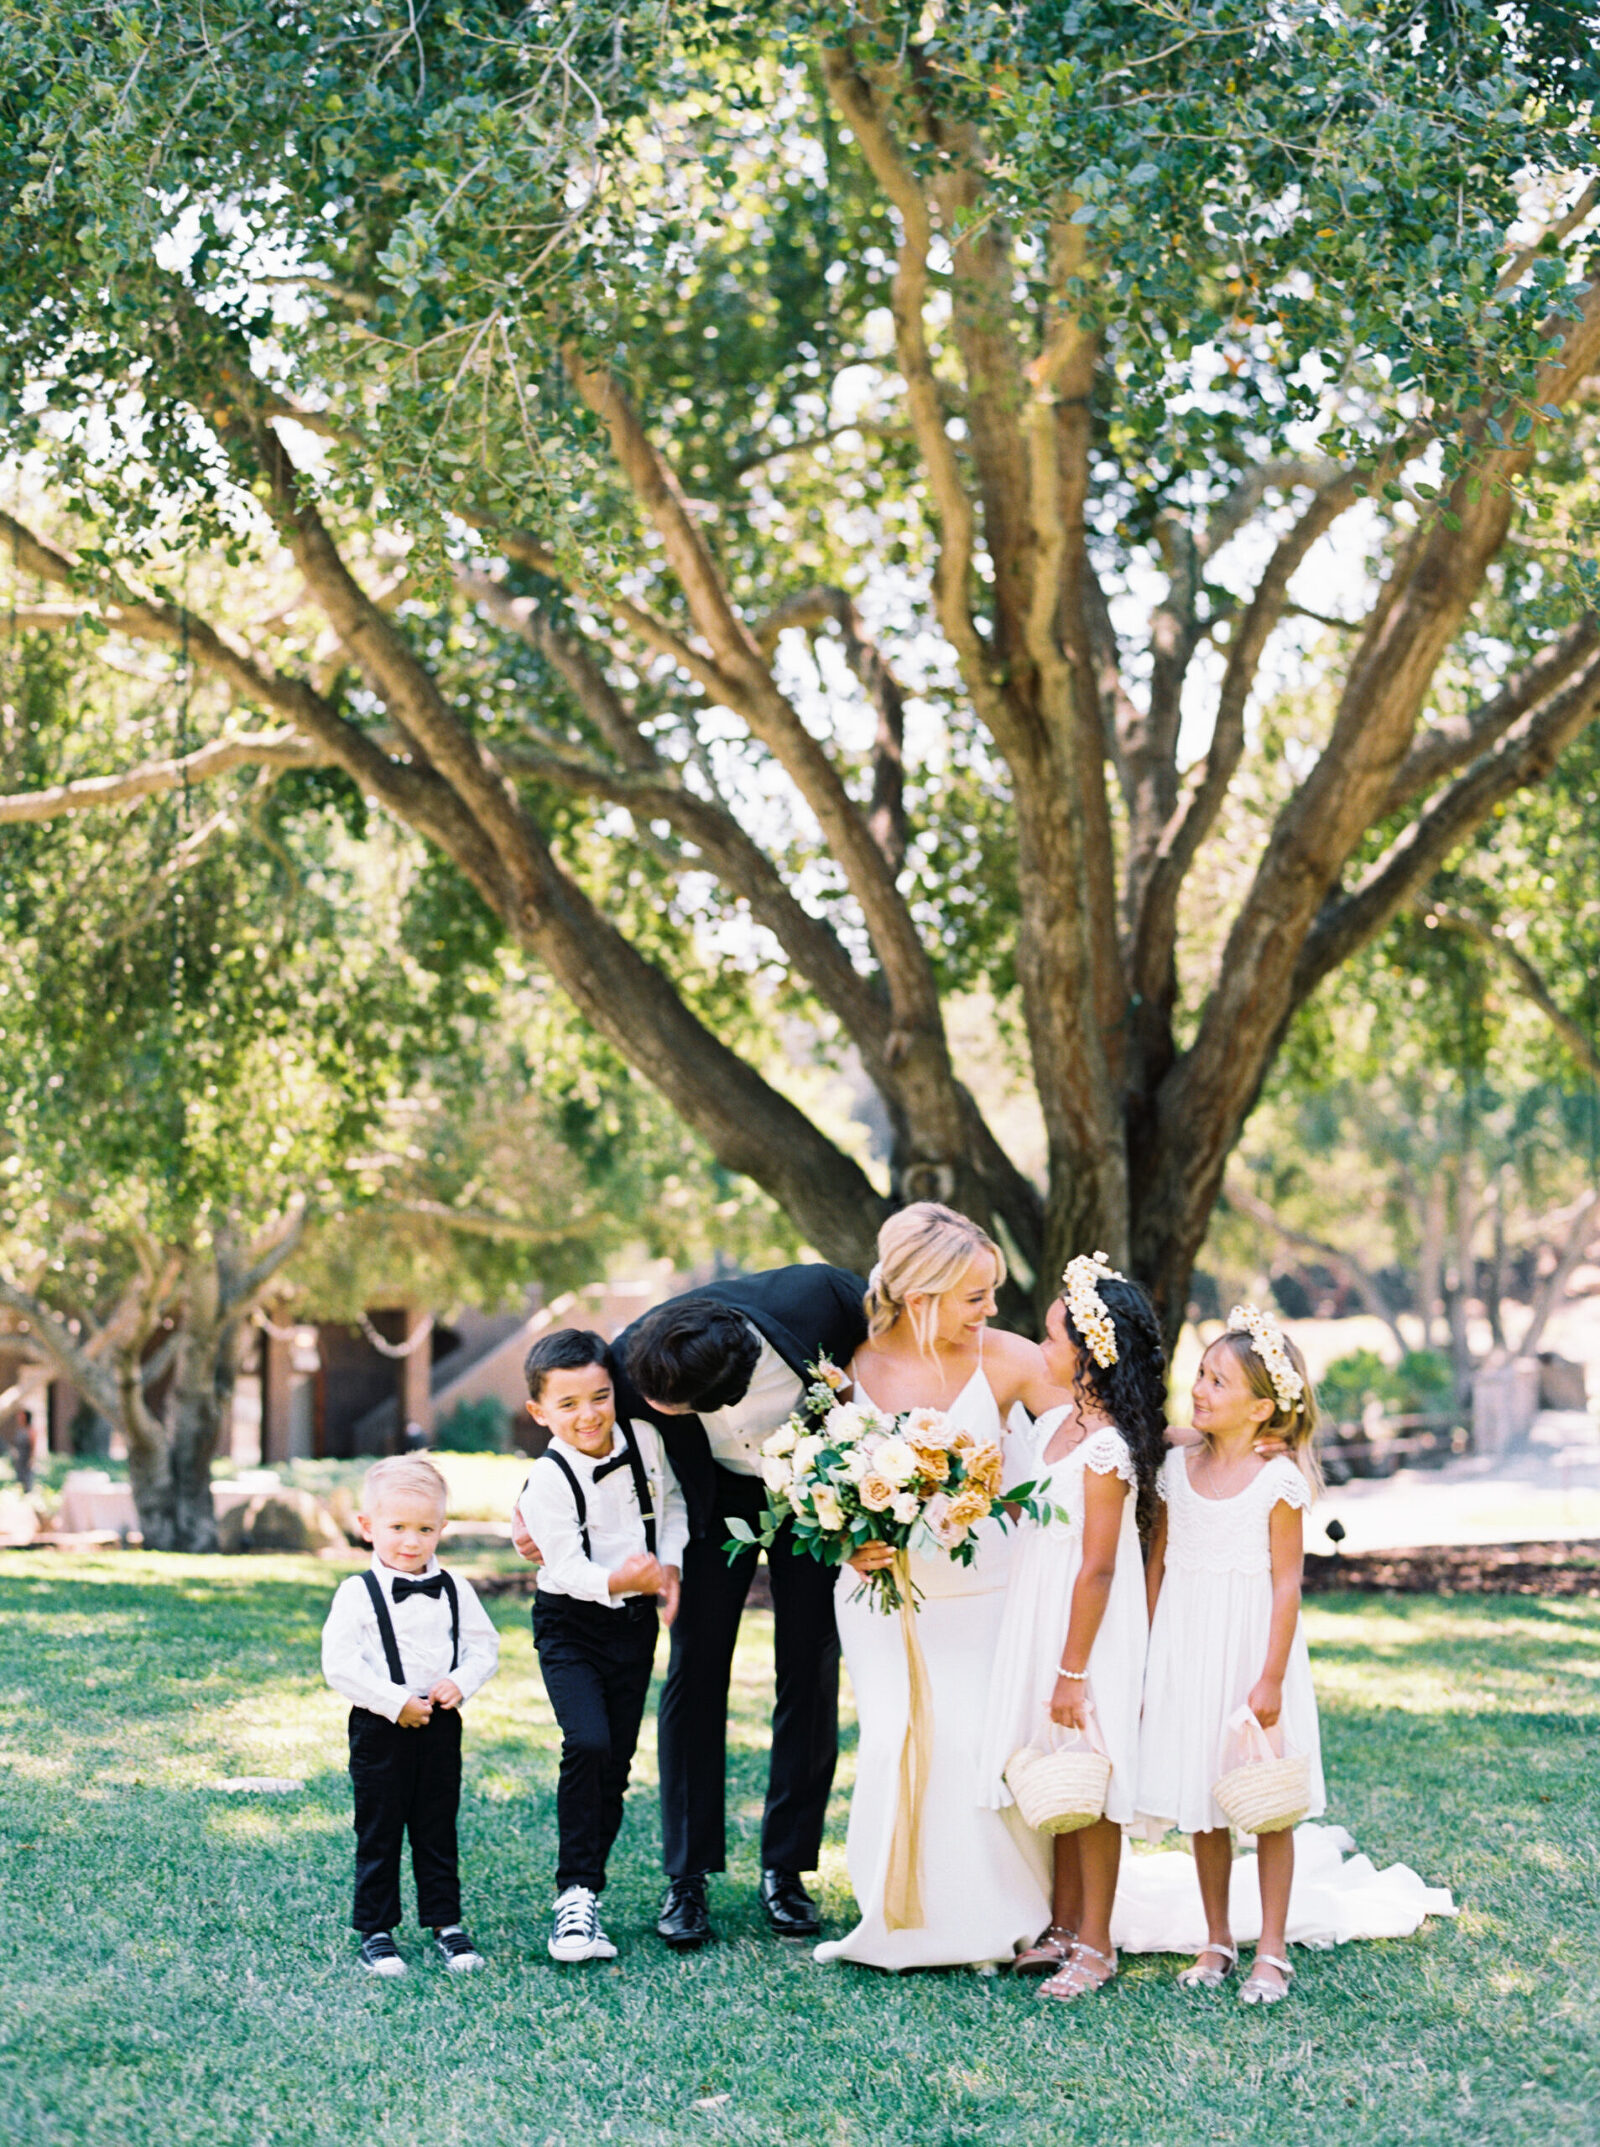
left=1318, top=1348, right=1456, bottom=1424
left=431, top=1397, right=511, bottom=1455
left=1394, top=1349, right=1458, bottom=1416
left=1317, top=1349, right=1396, bottom=1424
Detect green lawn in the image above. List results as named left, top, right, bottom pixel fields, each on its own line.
left=1, top=1554, right=1594, bottom=2147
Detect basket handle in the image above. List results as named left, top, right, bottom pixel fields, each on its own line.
left=1223, top=1704, right=1282, bottom=1765
left=1043, top=1692, right=1111, bottom=1761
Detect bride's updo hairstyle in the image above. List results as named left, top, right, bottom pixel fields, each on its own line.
left=1055, top=1270, right=1169, bottom=1508
left=865, top=1202, right=1005, bottom=1356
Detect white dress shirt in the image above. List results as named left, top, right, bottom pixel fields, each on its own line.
left=518, top=1420, right=688, bottom=1610
left=698, top=1329, right=804, bottom=1476
left=321, top=1556, right=500, bottom=1722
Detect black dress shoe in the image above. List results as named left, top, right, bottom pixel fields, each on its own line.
left=760, top=1868, right=821, bottom=1940
left=657, top=1874, right=712, bottom=1950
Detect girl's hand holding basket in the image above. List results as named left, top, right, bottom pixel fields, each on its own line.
left=1050, top=1675, right=1092, bottom=1733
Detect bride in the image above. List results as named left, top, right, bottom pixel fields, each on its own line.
left=813, top=1202, right=1070, bottom=1971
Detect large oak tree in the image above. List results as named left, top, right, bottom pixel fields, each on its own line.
left=2, top=0, right=1598, bottom=1332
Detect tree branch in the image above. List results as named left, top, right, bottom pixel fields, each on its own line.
left=1418, top=903, right=1600, bottom=1080
left=753, top=585, right=908, bottom=872
left=1516, top=1189, right=1599, bottom=1358
left=558, top=355, right=941, bottom=1035
left=1497, top=176, right=1600, bottom=294
left=0, top=1279, right=123, bottom=1426
left=1128, top=467, right=1361, bottom=1000
left=1225, top=1176, right=1409, bottom=1357
left=1296, top=650, right=1600, bottom=999
left=818, top=42, right=1005, bottom=740
left=0, top=731, right=326, bottom=824
left=0, top=509, right=491, bottom=876
left=1384, top=614, right=1600, bottom=813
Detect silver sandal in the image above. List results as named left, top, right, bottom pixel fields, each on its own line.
left=1239, top=1951, right=1295, bottom=2005
left=1012, top=1923, right=1077, bottom=1975
left=1038, top=1940, right=1117, bottom=2003
left=1176, top=1942, right=1238, bottom=1990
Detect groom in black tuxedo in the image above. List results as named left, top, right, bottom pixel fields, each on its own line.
left=614, top=1263, right=867, bottom=1949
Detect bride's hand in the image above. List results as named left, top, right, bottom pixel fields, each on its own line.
left=847, top=1542, right=896, bottom=1574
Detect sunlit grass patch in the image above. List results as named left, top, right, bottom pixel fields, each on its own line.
left=1, top=1554, right=1595, bottom=2146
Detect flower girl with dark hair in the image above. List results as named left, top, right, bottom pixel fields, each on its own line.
left=977, top=1254, right=1169, bottom=2004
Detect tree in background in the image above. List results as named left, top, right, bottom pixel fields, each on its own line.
left=0, top=637, right=785, bottom=1544
left=1, top=2, right=1598, bottom=1333
left=1218, top=725, right=1600, bottom=1395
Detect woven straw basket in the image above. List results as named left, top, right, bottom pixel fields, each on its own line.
left=1211, top=1707, right=1311, bottom=1835
left=1004, top=1706, right=1111, bottom=1835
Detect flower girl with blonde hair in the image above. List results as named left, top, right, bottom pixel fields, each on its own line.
left=1136, top=1306, right=1325, bottom=2005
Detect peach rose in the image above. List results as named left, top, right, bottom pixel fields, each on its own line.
left=945, top=1484, right=991, bottom=1529
left=964, top=1442, right=1005, bottom=1497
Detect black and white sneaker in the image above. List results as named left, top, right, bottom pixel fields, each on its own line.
left=548, top=1885, right=617, bottom=1963
left=433, top=1925, right=485, bottom=1973
left=358, top=1931, right=407, bottom=1978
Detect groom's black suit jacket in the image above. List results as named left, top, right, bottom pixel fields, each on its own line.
left=613, top=1264, right=868, bottom=1540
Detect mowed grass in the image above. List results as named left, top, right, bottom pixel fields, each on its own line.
left=0, top=1555, right=1594, bottom=2147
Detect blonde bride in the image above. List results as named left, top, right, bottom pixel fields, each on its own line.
left=814, top=1203, right=1072, bottom=1971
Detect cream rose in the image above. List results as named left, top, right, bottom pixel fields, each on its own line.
left=890, top=1491, right=920, bottom=1526
left=825, top=1402, right=870, bottom=1446
left=904, top=1406, right=949, bottom=1444
left=762, top=1422, right=798, bottom=1459
left=872, top=1436, right=919, bottom=1487
left=760, top=1455, right=793, bottom=1495
left=859, top=1472, right=896, bottom=1511
left=811, top=1485, right=844, bottom=1531
left=791, top=1434, right=824, bottom=1473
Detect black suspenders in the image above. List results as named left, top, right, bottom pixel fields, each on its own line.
left=537, top=1418, right=657, bottom=1561
left=360, top=1568, right=460, bottom=1686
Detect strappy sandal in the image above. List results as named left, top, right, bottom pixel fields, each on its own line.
left=1012, top=1923, right=1077, bottom=1975
left=1239, top=1951, right=1295, bottom=2006
left=1176, top=1942, right=1238, bottom=1990
left=1038, top=1940, right=1116, bottom=2003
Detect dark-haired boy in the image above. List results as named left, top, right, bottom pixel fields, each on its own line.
left=517, top=1329, right=686, bottom=1962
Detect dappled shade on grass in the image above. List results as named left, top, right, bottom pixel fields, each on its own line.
left=0, top=1552, right=1595, bottom=2146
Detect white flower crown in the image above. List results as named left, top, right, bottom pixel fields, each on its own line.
left=1062, top=1250, right=1123, bottom=1369
left=1224, top=1303, right=1305, bottom=1413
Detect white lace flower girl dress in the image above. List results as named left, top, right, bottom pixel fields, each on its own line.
left=977, top=1413, right=1147, bottom=1824
left=1136, top=1446, right=1325, bottom=1835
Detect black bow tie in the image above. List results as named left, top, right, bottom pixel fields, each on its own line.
left=391, top=1573, right=445, bottom=1603
left=593, top=1449, right=634, bottom=1482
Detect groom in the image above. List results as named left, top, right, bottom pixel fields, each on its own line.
left=609, top=1264, right=867, bottom=1948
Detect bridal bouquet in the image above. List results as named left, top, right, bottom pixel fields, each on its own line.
left=726, top=1359, right=1051, bottom=1612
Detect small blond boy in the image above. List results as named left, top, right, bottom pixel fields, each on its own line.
left=321, top=1455, right=499, bottom=1976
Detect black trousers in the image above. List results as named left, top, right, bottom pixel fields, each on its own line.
left=658, top=1466, right=840, bottom=1879
left=348, top=1704, right=462, bottom=1935
left=533, top=1592, right=658, bottom=1894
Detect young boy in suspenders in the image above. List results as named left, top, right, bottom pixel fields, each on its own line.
left=517, top=1330, right=687, bottom=1962
left=321, top=1456, right=500, bottom=1976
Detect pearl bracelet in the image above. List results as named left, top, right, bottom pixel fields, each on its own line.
left=1056, top=1668, right=1089, bottom=1681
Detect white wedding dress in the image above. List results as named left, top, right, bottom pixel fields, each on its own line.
left=814, top=1364, right=1050, bottom=1970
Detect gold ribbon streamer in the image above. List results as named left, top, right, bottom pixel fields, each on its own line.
left=883, top=1549, right=933, bottom=1931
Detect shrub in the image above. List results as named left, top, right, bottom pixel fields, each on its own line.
left=1318, top=1348, right=1456, bottom=1425
left=432, top=1397, right=510, bottom=1453
left=1393, top=1350, right=1456, bottom=1416
left=1317, top=1350, right=1399, bottom=1425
